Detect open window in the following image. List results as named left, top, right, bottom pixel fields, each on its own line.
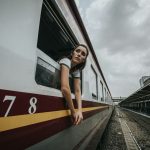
left=37, top=0, right=77, bottom=61
left=35, top=0, right=78, bottom=92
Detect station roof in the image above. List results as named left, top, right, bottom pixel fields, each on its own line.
left=119, top=83, right=150, bottom=105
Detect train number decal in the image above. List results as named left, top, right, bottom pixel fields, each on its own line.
left=28, top=97, right=38, bottom=114
left=1, top=95, right=38, bottom=117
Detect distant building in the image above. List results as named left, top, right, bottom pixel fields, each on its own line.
left=112, top=97, right=126, bottom=105
left=139, top=76, right=150, bottom=87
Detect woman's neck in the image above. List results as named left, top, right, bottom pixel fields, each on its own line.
left=71, top=61, right=77, bottom=68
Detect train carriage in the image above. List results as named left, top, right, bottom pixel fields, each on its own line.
left=0, top=0, right=113, bottom=149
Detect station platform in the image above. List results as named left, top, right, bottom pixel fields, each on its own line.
left=97, top=106, right=150, bottom=150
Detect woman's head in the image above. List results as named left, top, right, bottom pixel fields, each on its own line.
left=70, top=44, right=89, bottom=71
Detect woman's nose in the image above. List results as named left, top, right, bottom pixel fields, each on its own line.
left=77, top=52, right=81, bottom=57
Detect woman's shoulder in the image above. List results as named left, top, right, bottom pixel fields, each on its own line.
left=59, top=57, right=71, bottom=69
left=59, top=57, right=70, bottom=62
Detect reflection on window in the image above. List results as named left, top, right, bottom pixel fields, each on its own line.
left=35, top=58, right=60, bottom=89
left=35, top=58, right=74, bottom=92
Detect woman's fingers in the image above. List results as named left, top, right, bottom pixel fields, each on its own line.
left=76, top=117, right=80, bottom=125
left=72, top=111, right=83, bottom=125
left=75, top=116, right=82, bottom=125
left=74, top=115, right=78, bottom=125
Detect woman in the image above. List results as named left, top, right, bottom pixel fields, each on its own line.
left=59, top=44, right=89, bottom=125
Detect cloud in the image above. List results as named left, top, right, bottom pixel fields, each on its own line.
left=97, top=49, right=150, bottom=96
left=84, top=0, right=150, bottom=53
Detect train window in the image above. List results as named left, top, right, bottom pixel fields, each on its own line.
left=107, top=92, right=109, bottom=102
left=89, top=66, right=98, bottom=100
left=104, top=88, right=107, bottom=101
left=35, top=0, right=79, bottom=92
left=35, top=58, right=60, bottom=89
left=35, top=58, right=74, bottom=92
left=100, top=81, right=104, bottom=101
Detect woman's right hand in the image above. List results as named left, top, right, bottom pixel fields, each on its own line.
left=71, top=110, right=83, bottom=125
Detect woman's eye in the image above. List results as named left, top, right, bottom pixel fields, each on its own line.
left=81, top=52, right=86, bottom=56
left=76, top=49, right=80, bottom=53
left=75, top=49, right=86, bottom=56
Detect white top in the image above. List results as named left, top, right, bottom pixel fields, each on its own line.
left=59, top=58, right=80, bottom=78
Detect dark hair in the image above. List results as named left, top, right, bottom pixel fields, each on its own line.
left=68, top=44, right=89, bottom=72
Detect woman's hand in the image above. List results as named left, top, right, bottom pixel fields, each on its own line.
left=71, top=110, right=83, bottom=125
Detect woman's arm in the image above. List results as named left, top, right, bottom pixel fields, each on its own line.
left=74, top=78, right=83, bottom=124
left=60, top=65, right=75, bottom=115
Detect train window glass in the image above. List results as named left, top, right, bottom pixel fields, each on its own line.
left=35, top=58, right=74, bottom=92
left=107, top=92, right=109, bottom=102
left=89, top=66, right=98, bottom=100
left=35, top=58, right=60, bottom=89
left=104, top=88, right=107, bottom=101
left=100, top=81, right=104, bottom=101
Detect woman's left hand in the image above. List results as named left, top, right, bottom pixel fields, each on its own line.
left=73, top=110, right=83, bottom=125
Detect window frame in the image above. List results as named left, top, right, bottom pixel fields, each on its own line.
left=90, top=65, right=98, bottom=100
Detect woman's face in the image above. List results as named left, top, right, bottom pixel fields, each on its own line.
left=71, top=46, right=87, bottom=65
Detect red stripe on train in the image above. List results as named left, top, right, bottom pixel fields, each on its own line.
left=0, top=89, right=108, bottom=117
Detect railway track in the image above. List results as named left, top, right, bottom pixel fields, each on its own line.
left=119, top=108, right=150, bottom=150
left=120, top=108, right=150, bottom=133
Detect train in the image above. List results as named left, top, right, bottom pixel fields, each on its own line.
left=0, top=0, right=113, bottom=149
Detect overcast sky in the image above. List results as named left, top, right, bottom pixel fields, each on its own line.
left=75, top=0, right=150, bottom=97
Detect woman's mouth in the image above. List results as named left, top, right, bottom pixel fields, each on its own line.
left=75, top=57, right=80, bottom=61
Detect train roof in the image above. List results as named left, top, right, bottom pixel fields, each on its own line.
left=68, top=0, right=112, bottom=97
